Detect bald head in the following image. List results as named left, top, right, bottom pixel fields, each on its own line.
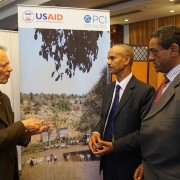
left=110, top=44, right=134, bottom=65
left=107, top=44, right=134, bottom=80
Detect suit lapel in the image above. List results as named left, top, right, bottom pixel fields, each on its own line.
left=0, top=92, right=13, bottom=125
left=3, top=101, right=13, bottom=125
left=142, top=93, right=156, bottom=118
left=114, top=76, right=135, bottom=117
left=0, top=105, right=10, bottom=126
left=144, top=74, right=180, bottom=121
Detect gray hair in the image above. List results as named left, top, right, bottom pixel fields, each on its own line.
left=0, top=45, right=7, bottom=51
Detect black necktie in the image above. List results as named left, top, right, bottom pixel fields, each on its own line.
left=104, top=85, right=120, bottom=141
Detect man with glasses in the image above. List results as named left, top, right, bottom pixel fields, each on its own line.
left=134, top=25, right=180, bottom=180
left=0, top=46, right=50, bottom=180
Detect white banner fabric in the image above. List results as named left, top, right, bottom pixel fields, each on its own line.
left=18, top=5, right=110, bottom=31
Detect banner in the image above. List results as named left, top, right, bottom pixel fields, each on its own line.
left=18, top=5, right=110, bottom=180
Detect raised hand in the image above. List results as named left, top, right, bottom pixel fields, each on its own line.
left=21, top=119, right=50, bottom=135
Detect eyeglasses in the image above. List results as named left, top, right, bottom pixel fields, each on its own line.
left=0, top=63, right=11, bottom=70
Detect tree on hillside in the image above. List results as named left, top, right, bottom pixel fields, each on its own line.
left=52, top=114, right=61, bottom=143
left=76, top=67, right=109, bottom=132
left=34, top=29, right=104, bottom=81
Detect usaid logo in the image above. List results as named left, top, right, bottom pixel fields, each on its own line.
left=84, top=15, right=107, bottom=24
left=35, top=13, right=63, bottom=21
left=22, top=11, right=34, bottom=23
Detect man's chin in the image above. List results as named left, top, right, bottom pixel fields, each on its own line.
left=0, top=80, right=8, bottom=84
left=109, top=70, right=116, bottom=74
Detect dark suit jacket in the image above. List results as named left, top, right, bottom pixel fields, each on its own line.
left=0, top=92, right=30, bottom=180
left=94, top=75, right=155, bottom=180
left=141, top=73, right=180, bottom=180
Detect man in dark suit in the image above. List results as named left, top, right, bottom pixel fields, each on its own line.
left=0, top=45, right=50, bottom=180
left=88, top=44, right=155, bottom=180
left=134, top=25, right=180, bottom=180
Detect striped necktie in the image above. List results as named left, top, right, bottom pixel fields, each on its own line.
left=152, top=77, right=169, bottom=107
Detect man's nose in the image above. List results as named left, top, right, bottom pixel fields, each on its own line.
left=7, top=65, right=13, bottom=72
left=107, top=59, right=111, bottom=65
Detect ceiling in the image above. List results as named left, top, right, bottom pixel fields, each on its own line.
left=0, top=0, right=180, bottom=31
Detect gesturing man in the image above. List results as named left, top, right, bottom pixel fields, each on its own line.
left=0, top=45, right=50, bottom=180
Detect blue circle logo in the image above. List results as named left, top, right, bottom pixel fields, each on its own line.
left=84, top=15, right=91, bottom=23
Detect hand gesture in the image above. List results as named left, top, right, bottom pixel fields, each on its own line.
left=88, top=132, right=101, bottom=153
left=21, top=119, right=50, bottom=135
left=93, top=139, right=113, bottom=155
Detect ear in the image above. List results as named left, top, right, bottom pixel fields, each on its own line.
left=171, top=43, right=179, bottom=57
left=124, top=56, right=131, bottom=65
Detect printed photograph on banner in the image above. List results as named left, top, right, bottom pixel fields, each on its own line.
left=19, top=27, right=110, bottom=180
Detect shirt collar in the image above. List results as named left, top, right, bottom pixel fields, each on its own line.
left=115, top=73, right=132, bottom=90
left=165, top=64, right=180, bottom=82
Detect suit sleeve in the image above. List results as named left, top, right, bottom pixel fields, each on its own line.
left=113, top=86, right=155, bottom=153
left=0, top=93, right=31, bottom=150
left=0, top=121, right=30, bottom=150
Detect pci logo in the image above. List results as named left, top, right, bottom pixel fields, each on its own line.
left=84, top=15, right=107, bottom=24
left=22, top=11, right=34, bottom=23
left=35, top=13, right=63, bottom=21
left=84, top=15, right=91, bottom=23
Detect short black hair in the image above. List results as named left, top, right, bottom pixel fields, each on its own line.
left=151, top=25, right=180, bottom=50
